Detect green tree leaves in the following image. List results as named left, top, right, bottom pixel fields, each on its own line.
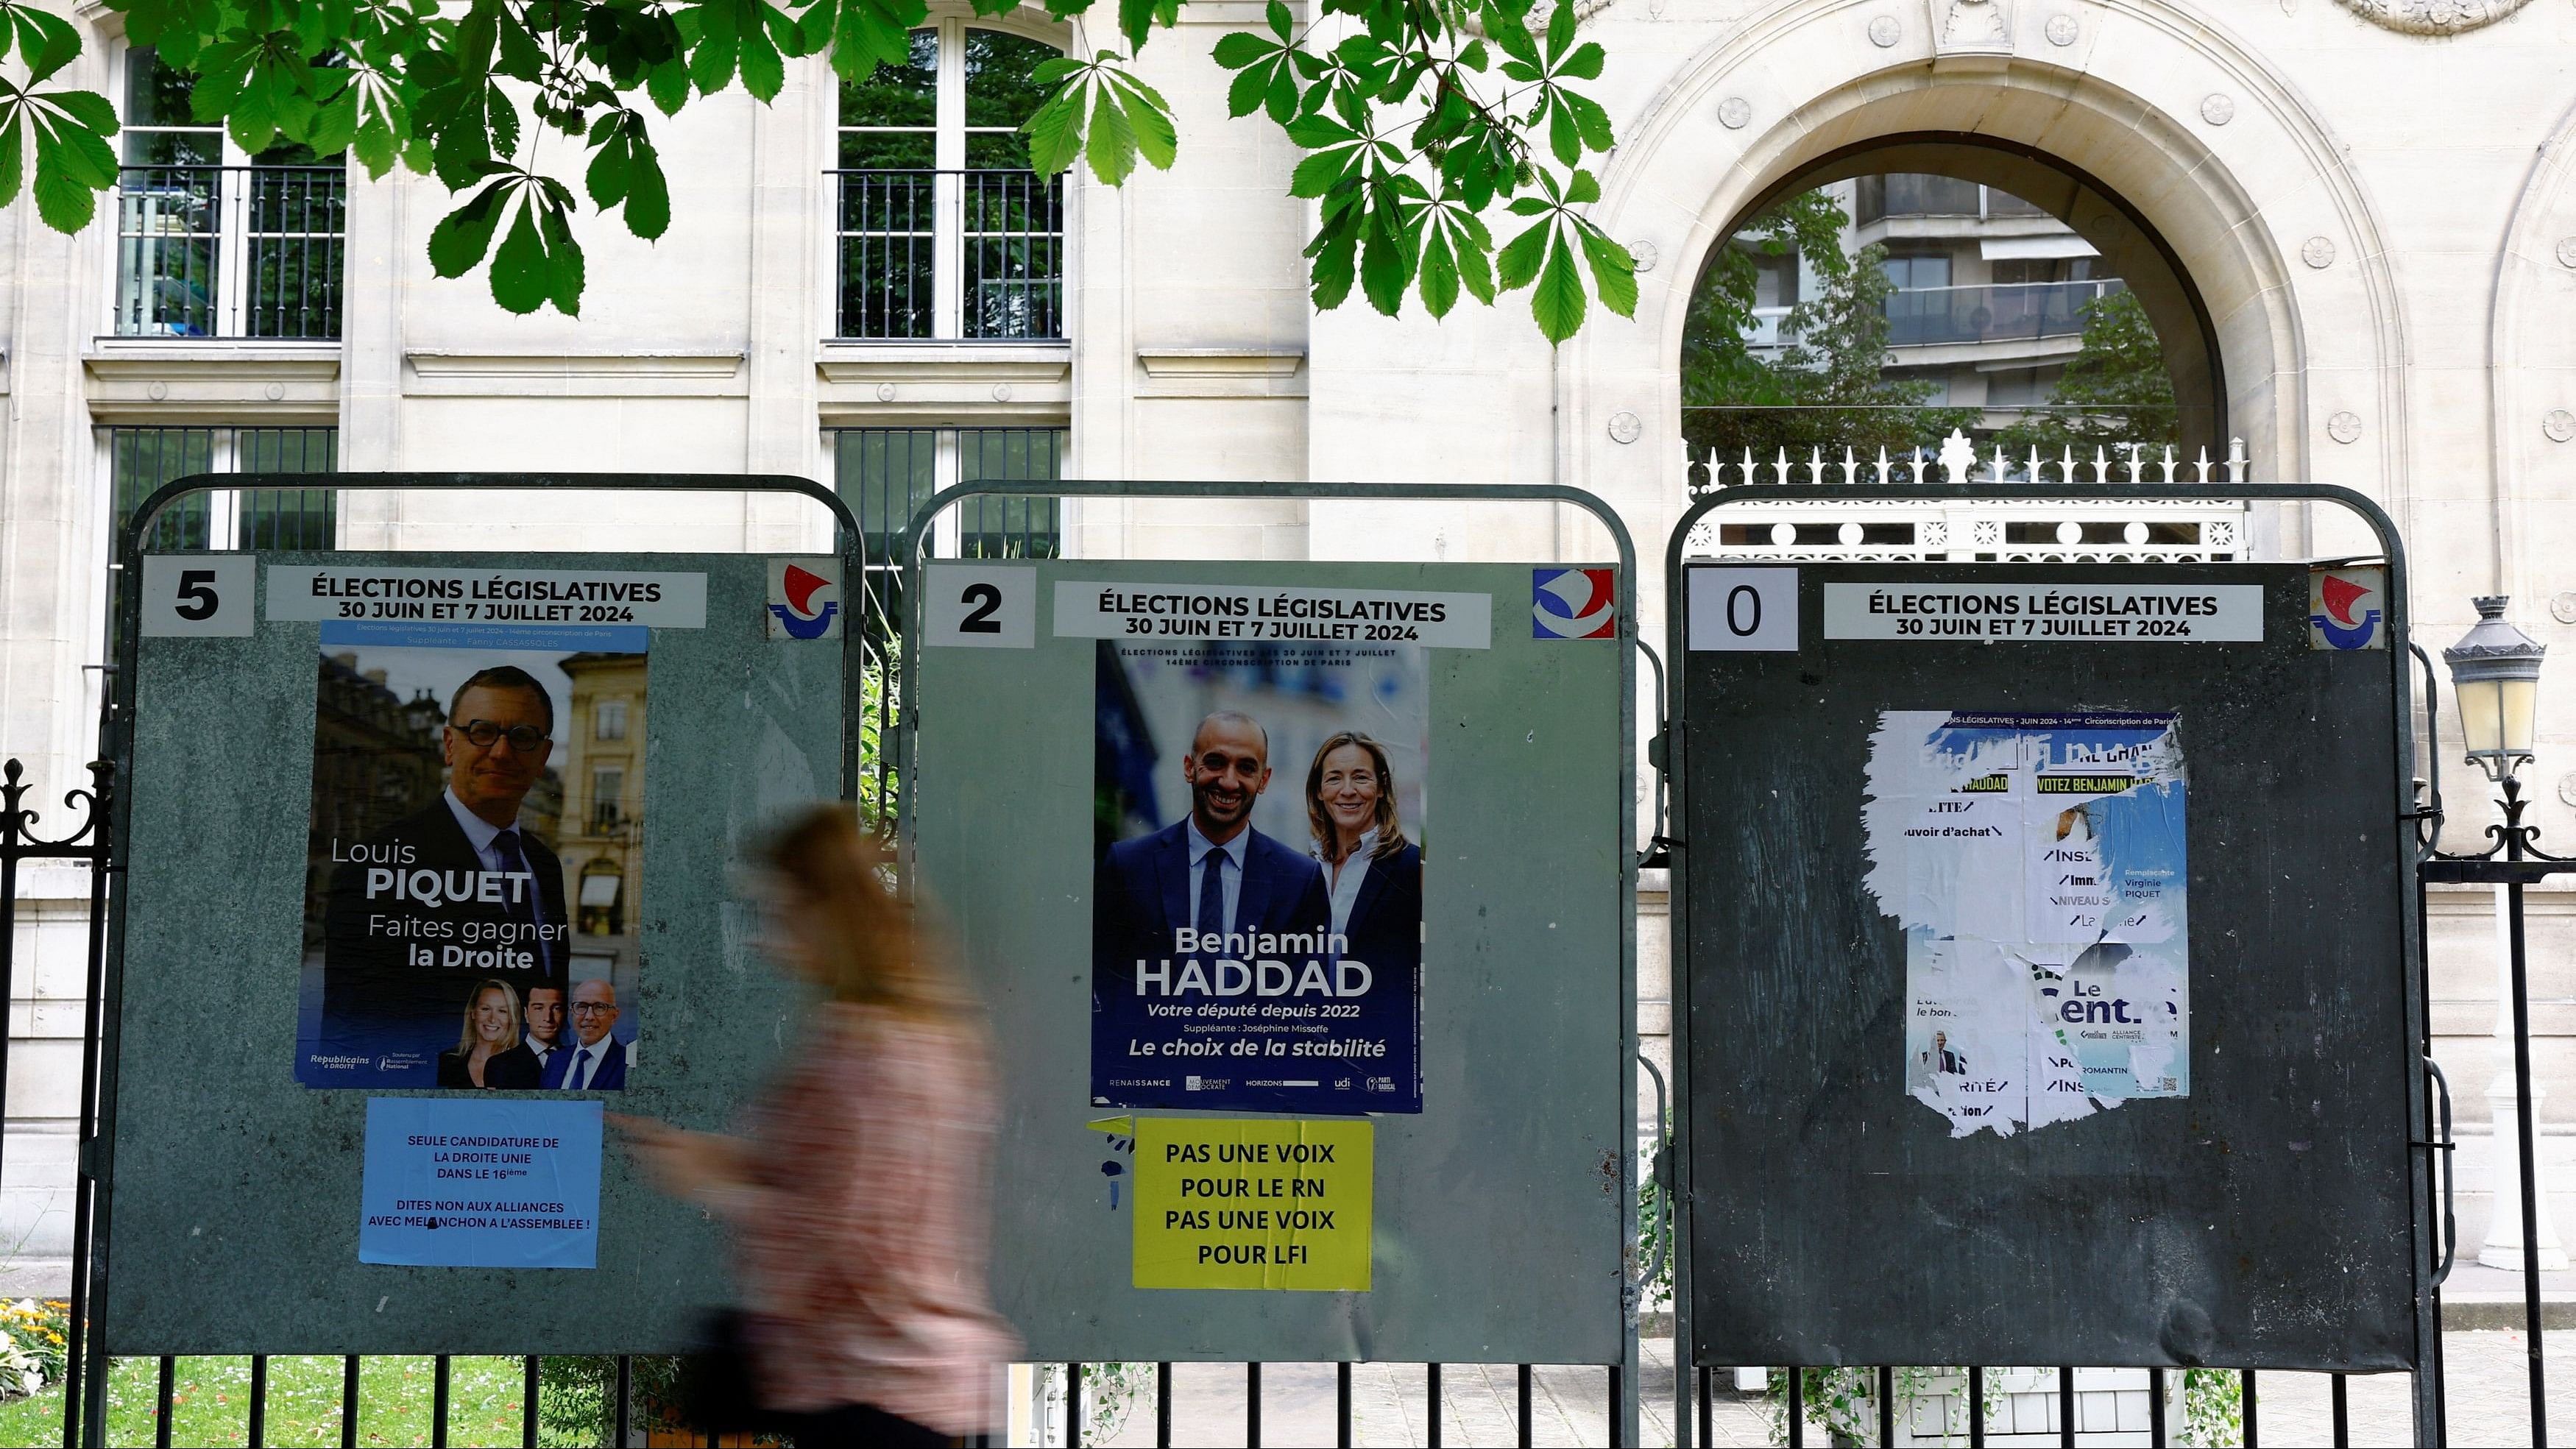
left=1, top=0, right=1631, bottom=336
left=0, top=1, right=115, bottom=231
left=1211, top=0, right=1630, bottom=341
left=1025, top=51, right=1174, bottom=185
left=1677, top=188, right=1979, bottom=467
left=428, top=169, right=583, bottom=314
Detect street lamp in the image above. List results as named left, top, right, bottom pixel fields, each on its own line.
left=2445, top=595, right=2546, bottom=788
left=2431, top=595, right=2564, bottom=1437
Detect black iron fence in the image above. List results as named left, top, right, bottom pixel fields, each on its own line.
left=113, top=166, right=345, bottom=341
left=831, top=169, right=1064, bottom=341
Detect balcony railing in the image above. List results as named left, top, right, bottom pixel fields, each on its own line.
left=1883, top=278, right=2126, bottom=348
left=832, top=169, right=1064, bottom=341
left=114, top=165, right=345, bottom=340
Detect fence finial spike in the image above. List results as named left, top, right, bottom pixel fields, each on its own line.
left=2193, top=444, right=2212, bottom=488
left=1772, top=446, right=1791, bottom=488
left=1740, top=447, right=1755, bottom=490
left=1808, top=446, right=1826, bottom=488
left=1843, top=447, right=1860, bottom=488
left=2092, top=446, right=2110, bottom=488
left=1877, top=446, right=1893, bottom=486
left=2159, top=444, right=2177, bottom=486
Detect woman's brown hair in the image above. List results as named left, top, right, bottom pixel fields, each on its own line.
left=760, top=804, right=967, bottom=1016
left=1303, top=731, right=1410, bottom=865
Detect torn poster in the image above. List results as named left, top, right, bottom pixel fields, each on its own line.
left=1865, top=712, right=2188, bottom=1138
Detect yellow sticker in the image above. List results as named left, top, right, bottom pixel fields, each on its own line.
left=1130, top=1118, right=1372, bottom=1291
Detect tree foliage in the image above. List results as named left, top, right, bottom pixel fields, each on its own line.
left=1679, top=187, right=1974, bottom=472
left=1992, top=286, right=2180, bottom=464
left=3, top=0, right=1632, bottom=339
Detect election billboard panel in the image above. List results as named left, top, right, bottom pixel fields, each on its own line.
left=1677, top=561, right=2416, bottom=1371
left=1091, top=637, right=1429, bottom=1115
left=912, top=559, right=1630, bottom=1366
left=110, top=550, right=844, bottom=1353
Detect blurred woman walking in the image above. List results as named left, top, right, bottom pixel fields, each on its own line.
left=617, top=804, right=1016, bottom=1447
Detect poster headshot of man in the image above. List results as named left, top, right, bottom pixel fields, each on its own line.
left=1093, top=710, right=1332, bottom=972
left=522, top=983, right=569, bottom=1081
left=315, top=665, right=574, bottom=1083
left=542, top=979, right=629, bottom=1090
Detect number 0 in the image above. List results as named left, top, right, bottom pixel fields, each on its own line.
left=1725, top=584, right=1761, bottom=637
left=958, top=583, right=1003, bottom=633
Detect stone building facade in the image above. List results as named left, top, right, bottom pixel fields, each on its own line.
left=4, top=0, right=2575, bottom=1268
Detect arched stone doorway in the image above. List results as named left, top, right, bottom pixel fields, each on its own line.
left=1567, top=0, right=2410, bottom=601
left=1711, top=135, right=2228, bottom=461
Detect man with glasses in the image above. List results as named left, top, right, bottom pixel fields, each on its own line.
left=542, top=978, right=629, bottom=1090
left=318, top=665, right=574, bottom=1087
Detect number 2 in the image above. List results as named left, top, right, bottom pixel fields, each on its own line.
left=958, top=583, right=1002, bottom=634
left=174, top=569, right=220, bottom=622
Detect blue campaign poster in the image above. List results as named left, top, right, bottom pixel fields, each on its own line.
left=358, top=1098, right=604, bottom=1268
left=1091, top=637, right=1428, bottom=1115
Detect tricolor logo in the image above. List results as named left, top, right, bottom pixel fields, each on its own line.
left=767, top=559, right=843, bottom=640
left=1534, top=567, right=1616, bottom=640
left=2308, top=565, right=2385, bottom=651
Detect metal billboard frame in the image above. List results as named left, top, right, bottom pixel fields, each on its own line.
left=79, top=472, right=867, bottom=1448
left=1660, top=481, right=2434, bottom=1448
left=897, top=478, right=1646, bottom=1445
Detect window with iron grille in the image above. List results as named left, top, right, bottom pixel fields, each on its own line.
left=105, top=425, right=339, bottom=552
left=830, top=425, right=1065, bottom=628
left=833, top=24, right=1064, bottom=340
left=116, top=47, right=347, bottom=340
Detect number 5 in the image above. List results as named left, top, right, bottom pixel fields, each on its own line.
left=174, top=569, right=220, bottom=621
left=140, top=555, right=254, bottom=637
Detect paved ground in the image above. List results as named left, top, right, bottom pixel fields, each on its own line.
left=1091, top=1333, right=2576, bottom=1446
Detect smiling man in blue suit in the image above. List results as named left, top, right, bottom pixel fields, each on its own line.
left=1094, top=710, right=1331, bottom=980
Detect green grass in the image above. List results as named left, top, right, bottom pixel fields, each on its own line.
left=0, top=1356, right=555, bottom=1448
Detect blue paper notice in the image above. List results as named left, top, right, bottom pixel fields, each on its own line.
left=358, top=1098, right=604, bottom=1268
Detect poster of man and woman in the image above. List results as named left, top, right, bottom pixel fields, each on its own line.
left=1091, top=638, right=1428, bottom=1115
left=297, top=630, right=643, bottom=1091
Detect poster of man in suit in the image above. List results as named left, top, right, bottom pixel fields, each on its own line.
left=1093, top=639, right=1427, bottom=1114
left=298, top=638, right=645, bottom=1090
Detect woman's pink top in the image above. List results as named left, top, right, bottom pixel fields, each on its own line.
left=728, top=1002, right=1020, bottom=1435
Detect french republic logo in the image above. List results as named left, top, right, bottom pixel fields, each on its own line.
left=2308, top=564, right=2386, bottom=651
left=1533, top=567, right=1617, bottom=640
left=766, top=559, right=843, bottom=640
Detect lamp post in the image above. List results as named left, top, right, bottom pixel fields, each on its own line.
left=2435, top=595, right=2560, bottom=1441
left=2451, top=598, right=2569, bottom=1275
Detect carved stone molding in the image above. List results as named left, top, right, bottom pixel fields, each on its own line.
left=2331, top=0, right=2531, bottom=35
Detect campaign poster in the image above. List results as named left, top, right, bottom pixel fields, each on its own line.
left=1864, top=711, right=2189, bottom=1138
left=357, top=1097, right=604, bottom=1268
left=1092, top=638, right=1429, bottom=1115
left=297, top=622, right=645, bottom=1091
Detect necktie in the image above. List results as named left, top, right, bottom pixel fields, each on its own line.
left=490, top=830, right=549, bottom=974
left=1197, top=848, right=1228, bottom=941
left=572, top=1047, right=593, bottom=1090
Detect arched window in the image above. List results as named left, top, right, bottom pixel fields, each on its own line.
left=835, top=24, right=1064, bottom=340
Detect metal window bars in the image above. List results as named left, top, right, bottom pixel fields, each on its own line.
left=829, top=426, right=1066, bottom=634
left=832, top=169, right=1065, bottom=340
left=113, top=166, right=346, bottom=341
left=102, top=426, right=342, bottom=553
